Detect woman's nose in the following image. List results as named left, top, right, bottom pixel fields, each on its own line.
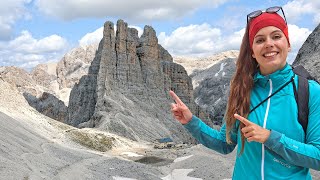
left=264, top=37, right=274, bottom=48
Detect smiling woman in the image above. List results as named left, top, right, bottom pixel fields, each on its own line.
left=249, top=11, right=291, bottom=75
left=169, top=5, right=320, bottom=180
left=251, top=26, right=290, bottom=75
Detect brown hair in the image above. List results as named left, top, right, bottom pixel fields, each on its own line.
left=225, top=24, right=258, bottom=154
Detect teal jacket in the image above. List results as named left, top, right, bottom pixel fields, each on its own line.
left=184, top=64, right=320, bottom=179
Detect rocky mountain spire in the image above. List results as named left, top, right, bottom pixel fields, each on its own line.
left=66, top=19, right=205, bottom=143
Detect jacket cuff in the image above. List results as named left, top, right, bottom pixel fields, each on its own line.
left=264, top=129, right=282, bottom=151
left=183, top=115, right=200, bottom=130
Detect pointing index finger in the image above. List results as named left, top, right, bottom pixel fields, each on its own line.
left=169, top=90, right=184, bottom=105
left=234, top=114, right=251, bottom=126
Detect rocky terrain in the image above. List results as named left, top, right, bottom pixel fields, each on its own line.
left=0, top=77, right=236, bottom=179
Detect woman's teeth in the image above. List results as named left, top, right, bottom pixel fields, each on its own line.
left=264, top=52, right=277, bottom=57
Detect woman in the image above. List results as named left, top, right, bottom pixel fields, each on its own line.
left=170, top=6, right=320, bottom=179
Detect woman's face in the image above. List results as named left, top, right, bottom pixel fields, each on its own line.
left=251, top=26, right=291, bottom=75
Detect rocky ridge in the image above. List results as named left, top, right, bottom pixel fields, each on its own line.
left=174, top=50, right=239, bottom=76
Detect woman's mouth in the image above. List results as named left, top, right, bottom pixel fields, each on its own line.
left=263, top=52, right=278, bottom=58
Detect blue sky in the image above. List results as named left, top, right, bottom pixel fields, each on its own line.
left=0, top=0, right=319, bottom=70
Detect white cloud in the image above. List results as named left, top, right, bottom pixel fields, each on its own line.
left=79, top=27, right=103, bottom=46
left=158, top=23, right=244, bottom=57
left=314, top=13, right=320, bottom=24
left=0, top=0, right=32, bottom=40
left=0, top=30, right=68, bottom=69
left=158, top=23, right=221, bottom=56
left=8, top=31, right=67, bottom=53
left=79, top=25, right=143, bottom=46
left=287, top=24, right=312, bottom=63
left=35, top=0, right=228, bottom=21
left=284, top=0, right=320, bottom=24
left=223, top=28, right=245, bottom=50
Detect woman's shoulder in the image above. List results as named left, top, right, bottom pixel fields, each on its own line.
left=309, top=79, right=320, bottom=92
left=308, top=79, right=320, bottom=106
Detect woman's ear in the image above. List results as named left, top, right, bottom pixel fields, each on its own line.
left=252, top=53, right=256, bottom=58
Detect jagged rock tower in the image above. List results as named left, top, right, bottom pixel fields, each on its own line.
left=67, top=20, right=205, bottom=143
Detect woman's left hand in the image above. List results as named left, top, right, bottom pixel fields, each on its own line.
left=234, top=114, right=271, bottom=143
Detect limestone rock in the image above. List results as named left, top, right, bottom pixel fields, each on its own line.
left=57, top=44, right=98, bottom=89
left=67, top=19, right=203, bottom=143
left=0, top=66, right=40, bottom=97
left=23, top=92, right=68, bottom=122
left=174, top=50, right=239, bottom=76
left=193, top=58, right=236, bottom=125
left=31, top=63, right=59, bottom=93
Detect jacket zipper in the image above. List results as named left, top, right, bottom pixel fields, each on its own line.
left=261, top=79, right=272, bottom=180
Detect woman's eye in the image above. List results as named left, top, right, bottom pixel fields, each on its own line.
left=255, top=39, right=264, bottom=44
left=273, top=34, right=281, bottom=39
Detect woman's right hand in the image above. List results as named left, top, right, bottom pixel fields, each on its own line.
left=169, top=90, right=193, bottom=125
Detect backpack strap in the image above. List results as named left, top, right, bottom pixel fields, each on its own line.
left=250, top=76, right=294, bottom=114
left=292, top=65, right=310, bottom=134
left=297, top=75, right=309, bottom=134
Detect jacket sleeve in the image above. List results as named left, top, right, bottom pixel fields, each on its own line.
left=183, top=115, right=237, bottom=154
left=264, top=81, right=320, bottom=170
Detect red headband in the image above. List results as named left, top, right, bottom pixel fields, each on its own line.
left=249, top=13, right=289, bottom=49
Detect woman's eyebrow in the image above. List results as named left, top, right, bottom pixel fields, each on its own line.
left=254, top=30, right=282, bottom=38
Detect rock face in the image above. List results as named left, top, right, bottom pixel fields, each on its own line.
left=174, top=50, right=239, bottom=77
left=192, top=58, right=236, bottom=125
left=293, top=23, right=320, bottom=81
left=67, top=20, right=205, bottom=143
left=0, top=66, right=40, bottom=97
left=23, top=92, right=68, bottom=122
left=31, top=63, right=59, bottom=93
left=57, top=44, right=98, bottom=89
left=0, top=64, right=62, bottom=98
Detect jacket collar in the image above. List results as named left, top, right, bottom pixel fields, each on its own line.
left=253, top=63, right=294, bottom=88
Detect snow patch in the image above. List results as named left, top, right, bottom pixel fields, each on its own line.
left=113, top=177, right=137, bottom=180
left=162, top=169, right=202, bottom=180
left=215, top=62, right=226, bottom=77
left=173, top=155, right=193, bottom=163
left=120, top=152, right=143, bottom=157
